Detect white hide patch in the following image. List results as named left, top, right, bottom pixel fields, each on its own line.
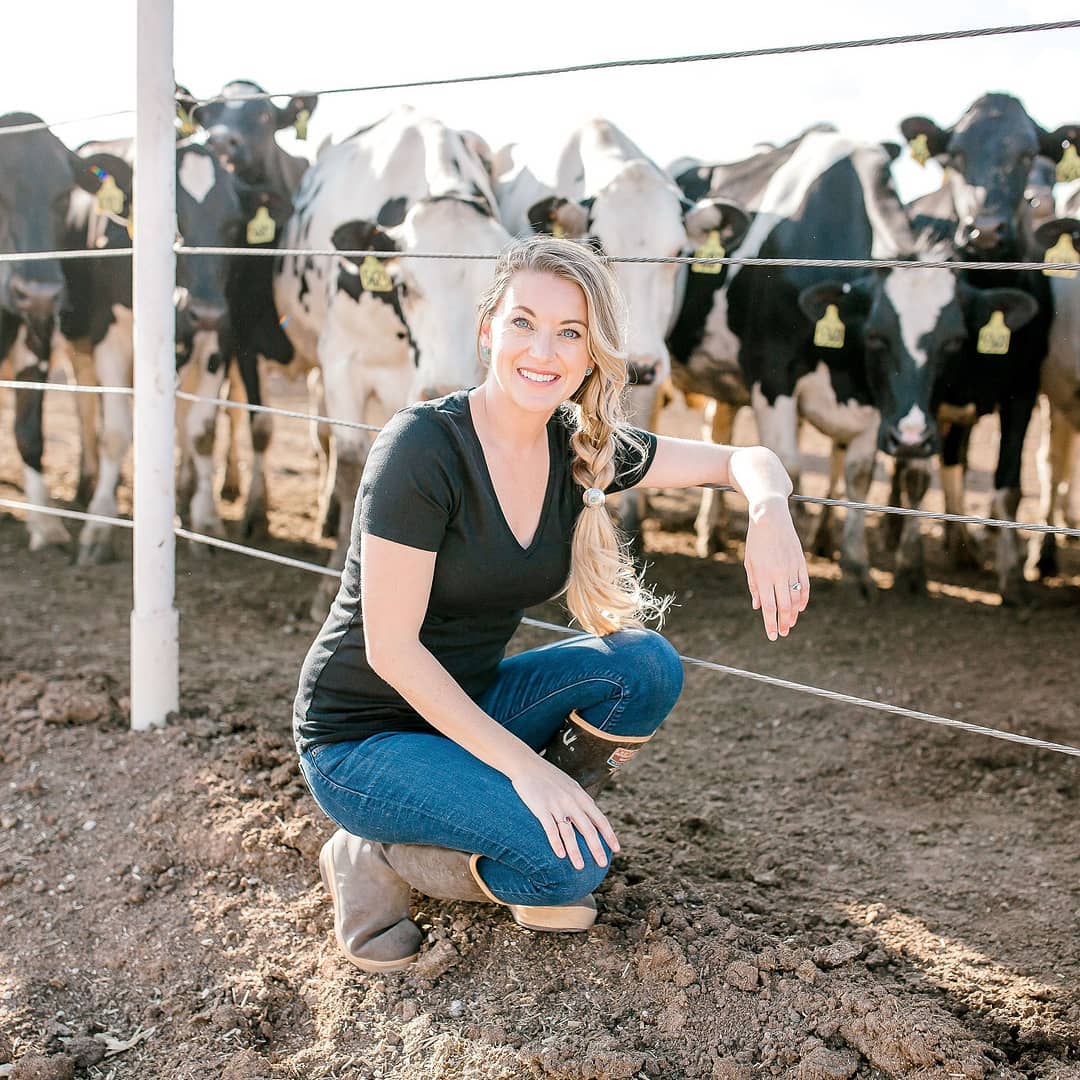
left=897, top=404, right=929, bottom=445
left=883, top=268, right=955, bottom=369
left=178, top=153, right=216, bottom=204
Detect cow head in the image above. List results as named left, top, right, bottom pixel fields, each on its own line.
left=192, top=80, right=318, bottom=187
left=799, top=266, right=1037, bottom=459
left=174, top=144, right=246, bottom=362
left=900, top=95, right=1080, bottom=257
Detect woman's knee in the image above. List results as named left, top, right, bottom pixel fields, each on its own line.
left=605, top=628, right=684, bottom=715
left=525, top=846, right=610, bottom=905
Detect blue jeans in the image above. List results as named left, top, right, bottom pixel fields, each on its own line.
left=299, top=628, right=684, bottom=905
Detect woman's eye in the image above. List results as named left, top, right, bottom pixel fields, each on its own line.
left=559, top=328, right=581, bottom=339
left=511, top=317, right=531, bottom=329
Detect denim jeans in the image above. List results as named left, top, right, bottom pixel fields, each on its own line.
left=299, top=627, right=684, bottom=905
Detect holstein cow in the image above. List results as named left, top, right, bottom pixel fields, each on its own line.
left=495, top=119, right=749, bottom=544
left=191, top=80, right=318, bottom=539
left=1030, top=193, right=1080, bottom=577
left=798, top=251, right=1036, bottom=592
left=272, top=105, right=512, bottom=616
left=61, top=141, right=246, bottom=563
left=899, top=93, right=1079, bottom=602
left=668, top=128, right=915, bottom=595
left=0, top=113, right=120, bottom=550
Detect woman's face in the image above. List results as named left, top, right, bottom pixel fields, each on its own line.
left=481, top=270, right=592, bottom=415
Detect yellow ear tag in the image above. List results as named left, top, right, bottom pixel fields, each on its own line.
left=909, top=133, right=931, bottom=167
left=359, top=255, right=393, bottom=293
left=977, top=310, right=1011, bottom=355
left=126, top=212, right=134, bottom=240
left=691, top=230, right=726, bottom=275
left=1044, top=233, right=1080, bottom=279
left=176, top=104, right=196, bottom=137
left=96, top=175, right=124, bottom=216
left=1056, top=142, right=1080, bottom=183
left=246, top=205, right=276, bottom=245
left=814, top=303, right=845, bottom=349
left=294, top=108, right=310, bottom=142
left=551, top=221, right=566, bottom=239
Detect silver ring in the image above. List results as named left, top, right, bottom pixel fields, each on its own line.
left=790, top=581, right=802, bottom=592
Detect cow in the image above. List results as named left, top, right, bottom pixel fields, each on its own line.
left=0, top=113, right=120, bottom=551
left=1030, top=191, right=1080, bottom=578
left=494, top=119, right=749, bottom=545
left=798, top=252, right=1037, bottom=592
left=190, top=79, right=318, bottom=539
left=898, top=93, right=1079, bottom=603
left=272, top=105, right=512, bottom=616
left=61, top=141, right=246, bottom=563
left=667, top=127, right=915, bottom=595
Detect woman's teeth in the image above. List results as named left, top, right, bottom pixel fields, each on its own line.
left=519, top=369, right=558, bottom=384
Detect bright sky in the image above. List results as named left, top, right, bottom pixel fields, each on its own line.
left=6, top=1, right=1079, bottom=205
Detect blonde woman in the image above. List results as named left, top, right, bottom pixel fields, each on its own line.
left=295, top=237, right=809, bottom=972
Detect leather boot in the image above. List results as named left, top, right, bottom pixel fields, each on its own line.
left=383, top=843, right=597, bottom=933
left=541, top=709, right=654, bottom=797
left=318, top=829, right=423, bottom=972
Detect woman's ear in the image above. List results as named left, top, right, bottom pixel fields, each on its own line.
left=479, top=315, right=492, bottom=350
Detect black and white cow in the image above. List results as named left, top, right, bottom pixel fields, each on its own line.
left=899, top=93, right=1079, bottom=603
left=190, top=80, right=318, bottom=539
left=0, top=113, right=120, bottom=550
left=798, top=254, right=1037, bottom=592
left=61, top=141, right=246, bottom=563
left=273, top=105, right=512, bottom=614
left=495, top=118, right=749, bottom=542
left=668, top=128, right=915, bottom=593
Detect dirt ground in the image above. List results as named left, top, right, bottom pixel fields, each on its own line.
left=1, top=373, right=1078, bottom=1080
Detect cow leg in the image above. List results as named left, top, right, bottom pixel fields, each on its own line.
left=55, top=336, right=101, bottom=508
left=751, top=385, right=802, bottom=543
left=940, top=423, right=980, bottom=570
left=310, top=365, right=340, bottom=541
left=810, top=442, right=843, bottom=559
left=694, top=399, right=735, bottom=557
left=882, top=460, right=904, bottom=550
left=615, top=381, right=661, bottom=554
left=240, top=354, right=271, bottom=541
left=838, top=426, right=877, bottom=601
left=79, top=310, right=134, bottom=565
left=894, top=459, right=932, bottom=595
left=993, top=392, right=1038, bottom=606
left=178, top=331, right=228, bottom=541
left=1031, top=400, right=1071, bottom=578
left=11, top=333, right=69, bottom=550
left=220, top=358, right=245, bottom=503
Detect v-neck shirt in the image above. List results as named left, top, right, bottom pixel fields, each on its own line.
left=293, top=389, right=657, bottom=751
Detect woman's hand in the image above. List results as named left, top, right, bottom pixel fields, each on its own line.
left=744, top=494, right=810, bottom=641
left=510, top=757, right=620, bottom=870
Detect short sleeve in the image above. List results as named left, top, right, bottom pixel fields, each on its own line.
left=358, top=408, right=455, bottom=552
left=605, top=425, right=658, bottom=493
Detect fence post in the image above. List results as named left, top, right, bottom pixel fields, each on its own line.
left=130, top=0, right=179, bottom=730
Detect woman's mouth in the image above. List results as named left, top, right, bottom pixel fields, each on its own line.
left=518, top=368, right=560, bottom=385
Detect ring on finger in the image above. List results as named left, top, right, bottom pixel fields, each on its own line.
left=790, top=580, right=802, bottom=592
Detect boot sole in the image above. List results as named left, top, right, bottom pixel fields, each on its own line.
left=319, top=840, right=421, bottom=973
left=509, top=903, right=596, bottom=933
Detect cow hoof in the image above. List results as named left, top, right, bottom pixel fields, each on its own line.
left=309, top=583, right=337, bottom=624
left=999, top=574, right=1031, bottom=609
left=219, top=479, right=241, bottom=503
left=695, top=530, right=727, bottom=559
left=810, top=523, right=834, bottom=560
left=75, top=475, right=97, bottom=509
left=28, top=517, right=71, bottom=551
left=1034, top=536, right=1059, bottom=579
left=242, top=509, right=270, bottom=543
left=893, top=565, right=927, bottom=596
left=77, top=539, right=116, bottom=566
left=841, top=569, right=877, bottom=603
left=319, top=500, right=341, bottom=541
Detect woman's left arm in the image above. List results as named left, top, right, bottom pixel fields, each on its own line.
left=635, top=434, right=809, bottom=641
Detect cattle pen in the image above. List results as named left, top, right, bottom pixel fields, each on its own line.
left=1, top=4, right=1079, bottom=1079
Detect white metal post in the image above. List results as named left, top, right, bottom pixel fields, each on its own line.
left=130, top=0, right=179, bottom=729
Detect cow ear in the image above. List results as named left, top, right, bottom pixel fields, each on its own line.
left=276, top=94, right=318, bottom=131
left=684, top=199, right=750, bottom=251
left=899, top=116, right=950, bottom=157
left=331, top=220, right=399, bottom=256
left=526, top=196, right=589, bottom=238
left=797, top=280, right=869, bottom=322
left=1033, top=217, right=1080, bottom=254
left=73, top=152, right=134, bottom=203
left=1036, top=124, right=1080, bottom=162
left=966, top=287, right=1039, bottom=333
left=190, top=97, right=223, bottom=132
left=880, top=141, right=902, bottom=163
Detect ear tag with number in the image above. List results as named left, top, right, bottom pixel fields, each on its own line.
left=359, top=255, right=393, bottom=293
left=977, top=310, right=1011, bottom=355
left=1044, top=233, right=1080, bottom=279
left=294, top=108, right=310, bottom=141
left=909, top=133, right=931, bottom=167
left=814, top=303, right=845, bottom=349
left=1056, top=142, right=1080, bottom=183
left=96, top=175, right=125, bottom=216
left=691, top=230, right=726, bottom=275
left=176, top=104, right=196, bottom=137
left=551, top=221, right=566, bottom=239
left=246, top=205, right=276, bottom=245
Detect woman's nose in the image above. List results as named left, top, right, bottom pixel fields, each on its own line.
left=530, top=330, right=556, bottom=359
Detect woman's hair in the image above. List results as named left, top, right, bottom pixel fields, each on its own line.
left=475, top=235, right=669, bottom=636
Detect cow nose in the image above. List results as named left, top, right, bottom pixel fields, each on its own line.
left=208, top=130, right=242, bottom=169
left=9, top=275, right=63, bottom=319
left=882, top=424, right=937, bottom=459
left=187, top=300, right=227, bottom=332
left=967, top=216, right=1006, bottom=252
left=627, top=358, right=661, bottom=386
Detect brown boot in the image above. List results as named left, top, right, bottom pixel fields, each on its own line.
left=541, top=709, right=654, bottom=797
left=318, top=830, right=423, bottom=972
left=383, top=843, right=597, bottom=933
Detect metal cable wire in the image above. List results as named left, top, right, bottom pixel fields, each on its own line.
left=0, top=109, right=135, bottom=140
left=174, top=390, right=382, bottom=433
left=0, top=381, right=133, bottom=396
left=187, top=19, right=1080, bottom=106
left=0, top=249, right=132, bottom=264
left=0, top=496, right=132, bottom=529
left=171, top=525, right=1080, bottom=759
left=173, top=244, right=1080, bottom=274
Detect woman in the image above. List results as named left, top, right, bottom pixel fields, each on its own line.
left=295, top=236, right=809, bottom=973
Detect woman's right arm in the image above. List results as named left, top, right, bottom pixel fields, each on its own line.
left=361, top=531, right=619, bottom=870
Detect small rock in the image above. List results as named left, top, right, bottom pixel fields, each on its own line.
left=412, top=938, right=459, bottom=980
left=11, top=1053, right=76, bottom=1080
left=797, top=1044, right=859, bottom=1079
left=400, top=999, right=419, bottom=1022
left=724, top=961, right=759, bottom=992
left=813, top=940, right=862, bottom=969
left=63, top=1038, right=105, bottom=1070
left=448, top=999, right=465, bottom=1018
left=0, top=815, right=17, bottom=831
left=220, top=1048, right=270, bottom=1080
left=796, top=960, right=820, bottom=984
left=81, top=820, right=96, bottom=832
left=0, top=1030, right=11, bottom=1064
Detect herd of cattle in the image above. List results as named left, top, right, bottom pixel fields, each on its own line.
left=2, top=83, right=1080, bottom=614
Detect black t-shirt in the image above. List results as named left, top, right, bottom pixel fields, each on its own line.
left=293, top=389, right=657, bottom=752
